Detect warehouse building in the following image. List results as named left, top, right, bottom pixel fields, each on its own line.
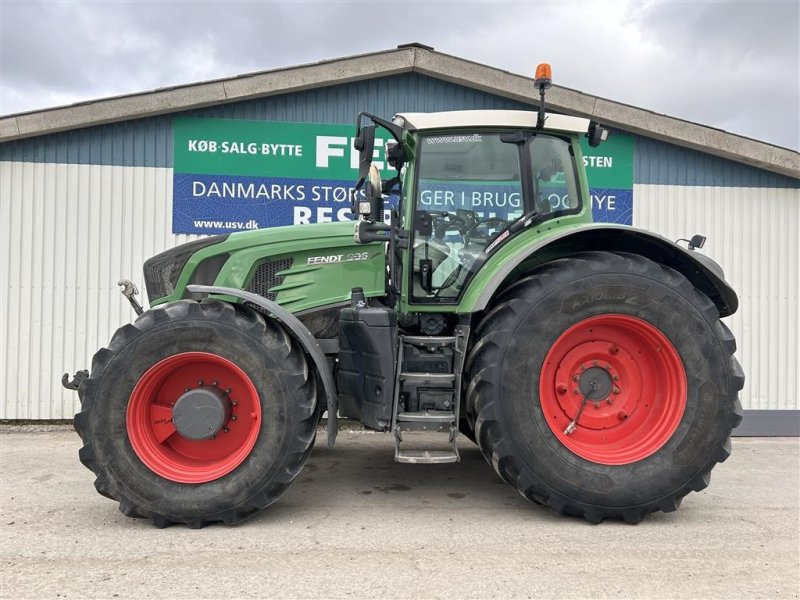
left=1, top=44, right=798, bottom=434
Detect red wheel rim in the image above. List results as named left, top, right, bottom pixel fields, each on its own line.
left=127, top=352, right=261, bottom=483
left=539, top=315, right=686, bottom=465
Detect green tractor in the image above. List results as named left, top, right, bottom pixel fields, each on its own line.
left=67, top=66, right=743, bottom=527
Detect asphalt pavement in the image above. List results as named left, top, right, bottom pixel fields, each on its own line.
left=1, top=427, right=798, bottom=599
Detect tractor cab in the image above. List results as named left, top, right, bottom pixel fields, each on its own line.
left=351, top=109, right=606, bottom=312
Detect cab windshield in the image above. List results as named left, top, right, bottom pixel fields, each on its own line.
left=411, top=131, right=580, bottom=302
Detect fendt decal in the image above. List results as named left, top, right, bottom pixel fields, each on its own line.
left=307, top=252, right=371, bottom=265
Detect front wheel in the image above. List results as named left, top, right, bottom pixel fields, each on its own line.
left=74, top=300, right=318, bottom=528
left=466, top=251, right=744, bottom=523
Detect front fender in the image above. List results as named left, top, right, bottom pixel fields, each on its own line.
left=187, top=285, right=338, bottom=447
left=460, top=224, right=738, bottom=317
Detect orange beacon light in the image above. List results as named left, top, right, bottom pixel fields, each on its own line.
left=535, top=63, right=552, bottom=90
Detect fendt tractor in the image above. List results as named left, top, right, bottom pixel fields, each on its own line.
left=64, top=65, right=744, bottom=528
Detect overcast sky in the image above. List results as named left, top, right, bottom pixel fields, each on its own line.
left=1, top=0, right=798, bottom=150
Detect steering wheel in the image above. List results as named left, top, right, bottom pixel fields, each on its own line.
left=430, top=211, right=467, bottom=239
left=464, top=217, right=508, bottom=246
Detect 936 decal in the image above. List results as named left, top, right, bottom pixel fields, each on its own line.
left=307, top=252, right=370, bottom=265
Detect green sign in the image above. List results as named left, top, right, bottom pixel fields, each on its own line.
left=172, top=117, right=634, bottom=234
left=174, top=118, right=396, bottom=179
left=580, top=133, right=634, bottom=223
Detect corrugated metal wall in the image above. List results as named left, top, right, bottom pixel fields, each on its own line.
left=0, top=163, right=186, bottom=418
left=634, top=184, right=800, bottom=412
left=1, top=72, right=798, bottom=420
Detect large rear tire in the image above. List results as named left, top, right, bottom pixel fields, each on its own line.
left=74, top=299, right=318, bottom=528
left=466, top=251, right=744, bottom=523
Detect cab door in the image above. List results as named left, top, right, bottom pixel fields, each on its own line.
left=407, top=132, right=524, bottom=304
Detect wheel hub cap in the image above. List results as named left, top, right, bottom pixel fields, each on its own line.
left=578, top=366, right=613, bottom=400
left=172, top=387, right=231, bottom=440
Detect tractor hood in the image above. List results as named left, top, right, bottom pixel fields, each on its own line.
left=143, top=221, right=386, bottom=312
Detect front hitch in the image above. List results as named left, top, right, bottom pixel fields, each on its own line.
left=118, top=279, right=144, bottom=316
left=62, top=370, right=88, bottom=391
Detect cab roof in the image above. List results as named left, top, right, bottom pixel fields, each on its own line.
left=394, top=110, right=590, bottom=134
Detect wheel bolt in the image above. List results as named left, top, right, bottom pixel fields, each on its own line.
left=223, top=427, right=229, bottom=433
left=606, top=398, right=613, bottom=405
left=210, top=435, right=216, bottom=440
left=198, top=380, right=204, bottom=386
left=212, top=380, right=219, bottom=386
left=594, top=402, right=601, bottom=409
left=613, top=375, right=619, bottom=381
left=184, top=387, right=190, bottom=393
left=574, top=388, right=580, bottom=395
left=231, top=415, right=237, bottom=421
left=605, top=364, right=612, bottom=370
left=613, top=387, right=620, bottom=394
left=225, top=388, right=232, bottom=394
left=232, top=400, right=238, bottom=406
left=572, top=375, right=580, bottom=382
left=592, top=360, right=598, bottom=366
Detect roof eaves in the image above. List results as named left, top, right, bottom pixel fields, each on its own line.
left=0, top=47, right=416, bottom=143
left=410, top=47, right=799, bottom=179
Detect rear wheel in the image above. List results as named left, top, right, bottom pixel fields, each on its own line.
left=466, top=251, right=743, bottom=523
left=74, top=299, right=318, bottom=527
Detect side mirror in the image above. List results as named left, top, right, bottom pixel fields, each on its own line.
left=587, top=122, right=609, bottom=147
left=353, top=124, right=376, bottom=191
left=356, top=164, right=384, bottom=223
left=689, top=234, right=706, bottom=250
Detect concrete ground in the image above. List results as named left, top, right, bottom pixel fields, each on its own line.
left=0, top=428, right=798, bottom=600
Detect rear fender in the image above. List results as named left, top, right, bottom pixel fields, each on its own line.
left=463, top=224, right=738, bottom=317
left=187, top=285, right=338, bottom=447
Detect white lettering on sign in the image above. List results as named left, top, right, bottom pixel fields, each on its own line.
left=418, top=189, right=521, bottom=209
left=186, top=139, right=302, bottom=156
left=258, top=143, right=302, bottom=156
left=188, top=140, right=218, bottom=152
left=471, top=191, right=520, bottom=208
left=221, top=141, right=259, bottom=155
left=547, top=193, right=572, bottom=210
left=316, top=136, right=348, bottom=167
left=592, top=194, right=617, bottom=210
left=292, top=206, right=385, bottom=225
left=583, top=156, right=613, bottom=168
left=419, top=190, right=456, bottom=207
left=192, top=181, right=307, bottom=201
left=315, top=136, right=384, bottom=170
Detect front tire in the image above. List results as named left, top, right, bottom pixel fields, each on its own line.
left=74, top=300, right=318, bottom=527
left=466, top=251, right=744, bottom=523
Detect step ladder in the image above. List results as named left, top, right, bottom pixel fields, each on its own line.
left=392, top=328, right=468, bottom=464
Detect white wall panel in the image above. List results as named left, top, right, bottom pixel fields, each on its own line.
left=634, top=184, right=800, bottom=410
left=0, top=161, right=196, bottom=418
